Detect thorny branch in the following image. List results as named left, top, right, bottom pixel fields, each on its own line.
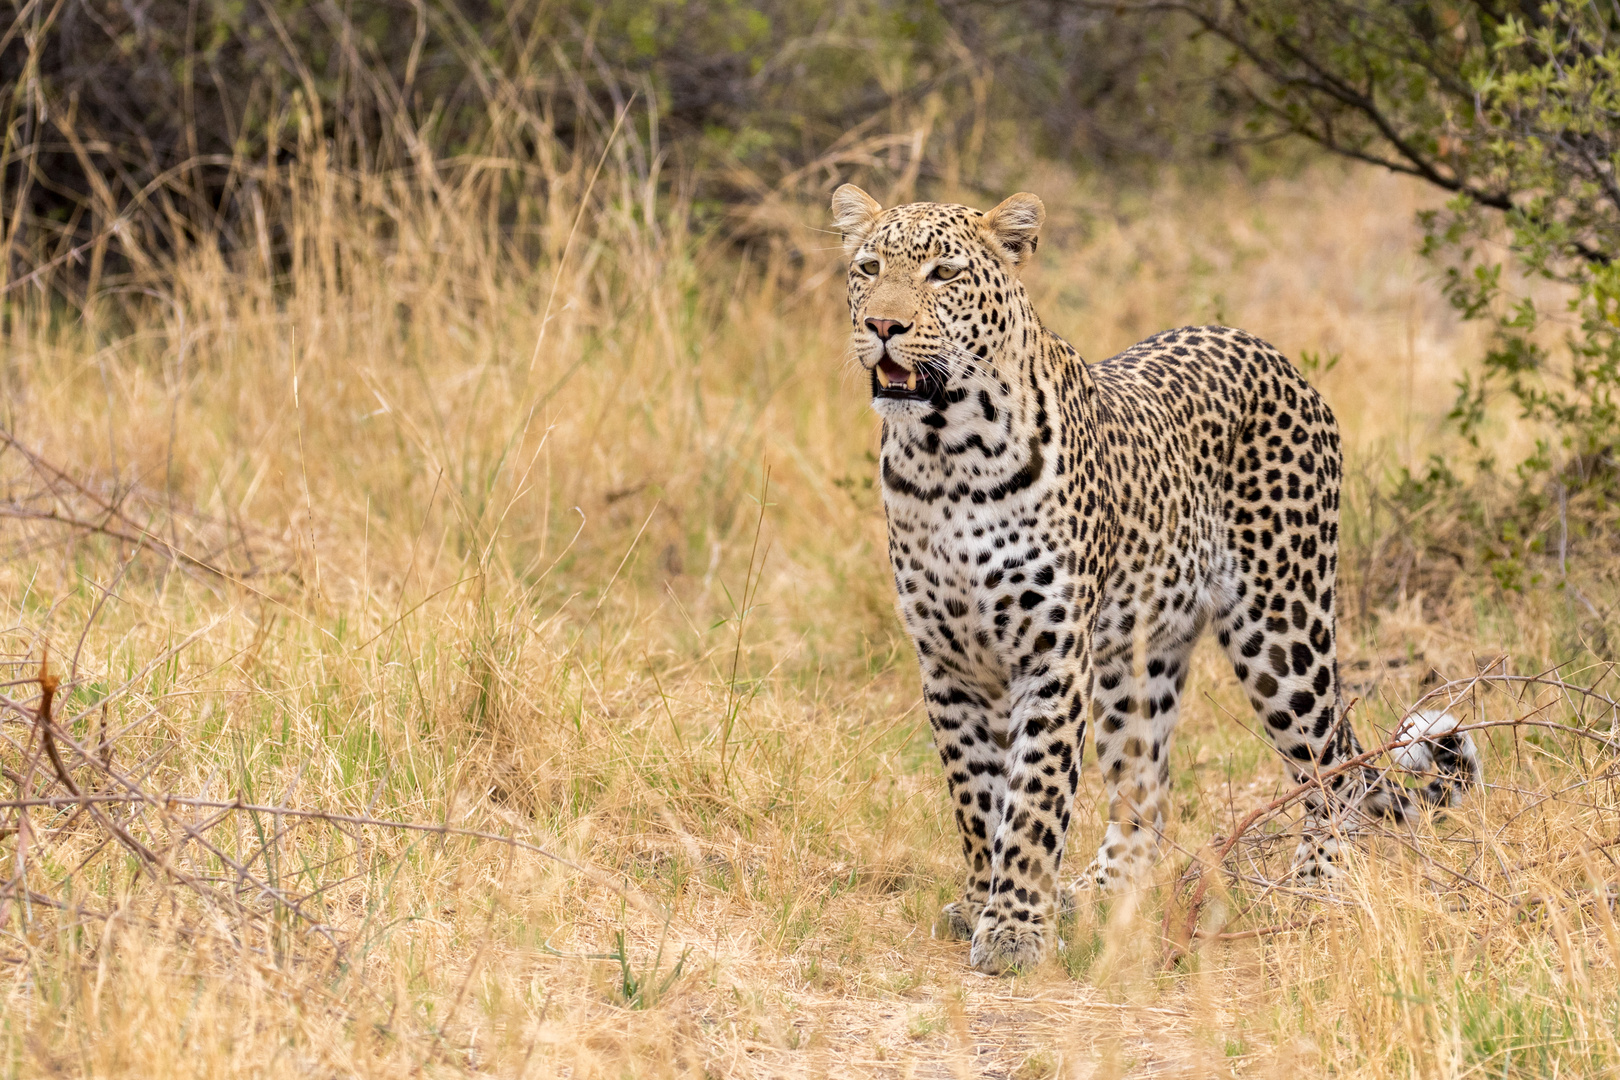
left=0, top=435, right=659, bottom=971
left=0, top=428, right=289, bottom=586
left=1163, top=663, right=1620, bottom=964
left=0, top=645, right=659, bottom=966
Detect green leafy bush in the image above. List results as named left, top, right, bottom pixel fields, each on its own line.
left=1164, top=0, right=1620, bottom=580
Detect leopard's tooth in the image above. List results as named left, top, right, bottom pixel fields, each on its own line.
left=906, top=370, right=917, bottom=392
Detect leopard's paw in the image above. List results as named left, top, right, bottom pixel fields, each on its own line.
left=936, top=900, right=983, bottom=941
left=1289, top=836, right=1344, bottom=886
left=1078, top=855, right=1128, bottom=892
left=1075, top=859, right=1104, bottom=891
left=969, top=919, right=1050, bottom=975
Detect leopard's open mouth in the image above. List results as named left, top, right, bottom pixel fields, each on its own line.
left=872, top=357, right=940, bottom=402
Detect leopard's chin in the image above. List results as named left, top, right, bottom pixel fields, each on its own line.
left=871, top=358, right=942, bottom=403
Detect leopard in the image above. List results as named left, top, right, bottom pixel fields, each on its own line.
left=831, top=183, right=1483, bottom=975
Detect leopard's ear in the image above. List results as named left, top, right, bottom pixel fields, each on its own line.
left=831, top=184, right=882, bottom=256
left=981, top=192, right=1045, bottom=270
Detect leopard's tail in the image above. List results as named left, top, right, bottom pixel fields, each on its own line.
left=1391, top=709, right=1483, bottom=808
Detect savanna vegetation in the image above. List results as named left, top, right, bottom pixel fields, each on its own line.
left=1, top=2, right=1618, bottom=1077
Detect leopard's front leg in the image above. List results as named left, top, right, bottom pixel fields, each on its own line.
left=969, top=649, right=1091, bottom=974
left=923, top=674, right=1011, bottom=941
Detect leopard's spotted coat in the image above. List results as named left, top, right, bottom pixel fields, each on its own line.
left=831, top=185, right=1480, bottom=975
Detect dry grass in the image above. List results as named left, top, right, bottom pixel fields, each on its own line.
left=3, top=118, right=1620, bottom=1079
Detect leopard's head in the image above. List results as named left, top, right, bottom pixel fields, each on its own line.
left=831, top=185, right=1044, bottom=411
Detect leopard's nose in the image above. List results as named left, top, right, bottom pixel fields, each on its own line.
left=865, top=318, right=909, bottom=341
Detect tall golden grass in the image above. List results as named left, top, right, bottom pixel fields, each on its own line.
left=2, top=93, right=1619, bottom=1077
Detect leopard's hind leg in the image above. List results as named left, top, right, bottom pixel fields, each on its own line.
left=1081, top=633, right=1196, bottom=890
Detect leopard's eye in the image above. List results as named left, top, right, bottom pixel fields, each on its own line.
left=931, top=263, right=961, bottom=281
left=857, top=259, right=880, bottom=276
